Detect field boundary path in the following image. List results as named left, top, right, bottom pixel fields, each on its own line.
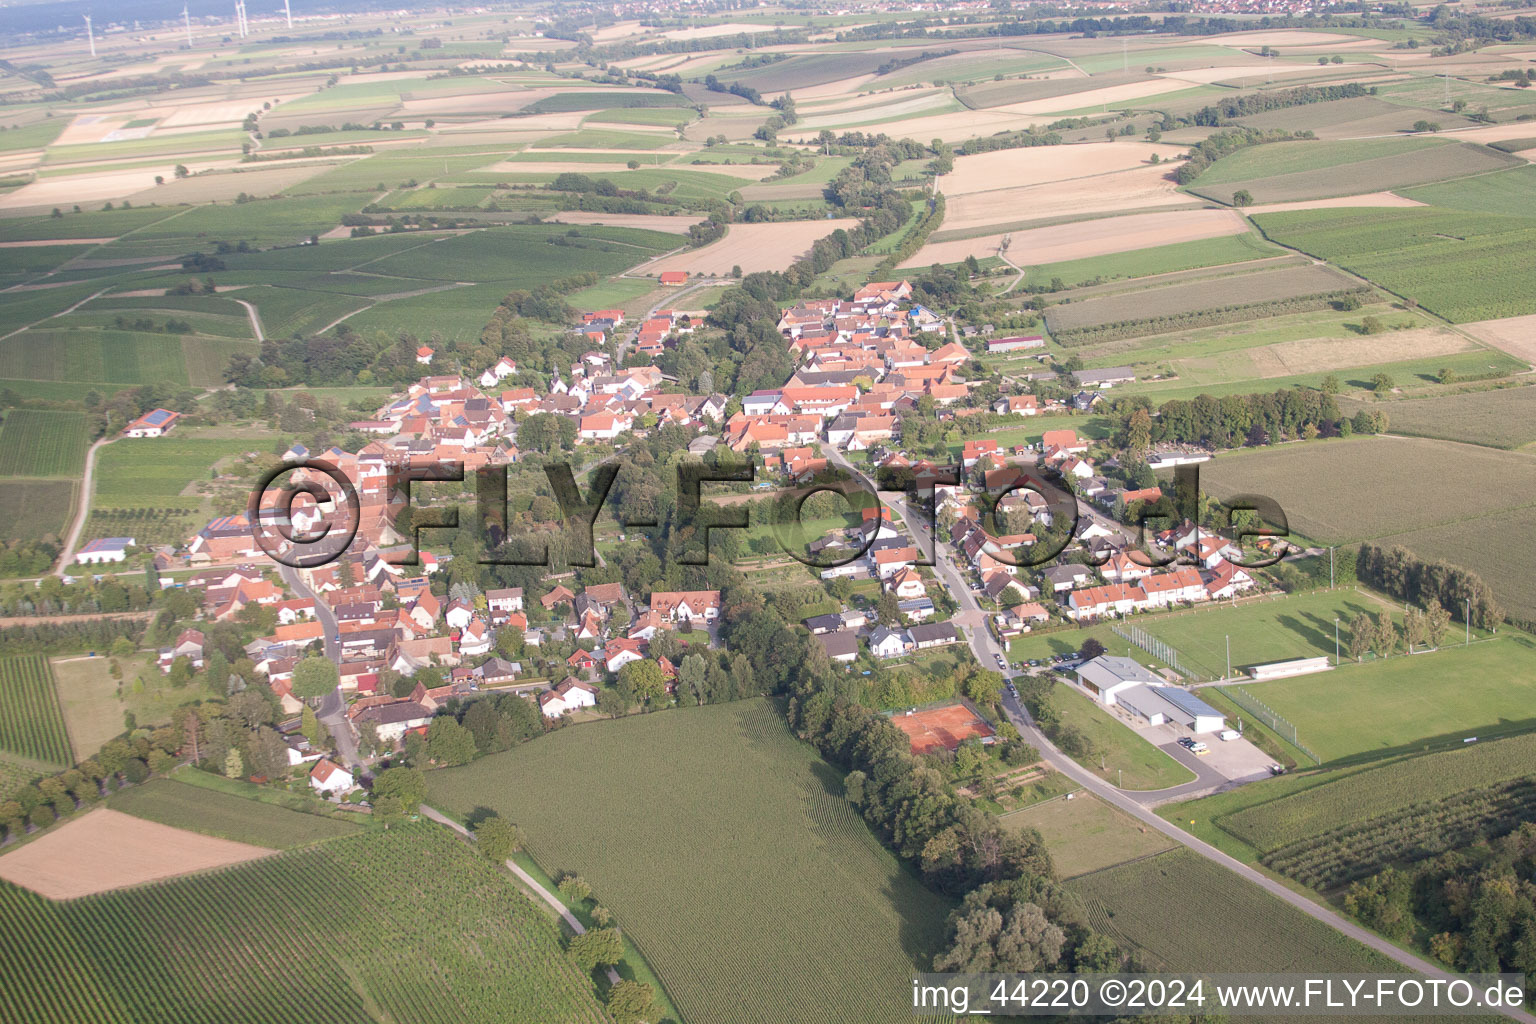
left=235, top=298, right=265, bottom=342
left=824, top=447, right=1536, bottom=1021
left=419, top=805, right=623, bottom=984
left=53, top=435, right=113, bottom=576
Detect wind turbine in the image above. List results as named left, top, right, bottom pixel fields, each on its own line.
left=84, top=14, right=97, bottom=57
left=183, top=4, right=193, bottom=46
left=283, top=0, right=292, bottom=30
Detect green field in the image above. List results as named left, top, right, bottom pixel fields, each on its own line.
left=0, top=479, right=75, bottom=544
left=1373, top=504, right=1536, bottom=624
left=0, top=655, right=73, bottom=768
left=85, top=436, right=256, bottom=547
left=1191, top=139, right=1517, bottom=205
left=1402, top=162, right=1536, bottom=216
left=1000, top=793, right=1173, bottom=878
left=0, top=329, right=189, bottom=387
left=108, top=777, right=360, bottom=849
left=0, top=823, right=607, bottom=1024
left=426, top=699, right=953, bottom=1024
left=0, top=409, right=90, bottom=477
left=1254, top=205, right=1536, bottom=322
left=1238, top=635, right=1536, bottom=763
left=1071, top=849, right=1398, bottom=983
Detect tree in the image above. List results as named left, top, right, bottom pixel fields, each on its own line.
left=1079, top=637, right=1106, bottom=661
left=426, top=718, right=477, bottom=766
left=1412, top=120, right=1441, bottom=133
left=597, top=688, right=629, bottom=718
left=605, top=980, right=655, bottom=1024
left=1438, top=366, right=1457, bottom=384
left=1231, top=189, right=1253, bottom=207
left=1320, top=373, right=1341, bottom=396
left=1425, top=601, right=1452, bottom=647
left=371, top=766, right=426, bottom=812
left=1347, top=612, right=1373, bottom=662
left=474, top=815, right=525, bottom=862
left=935, top=897, right=1064, bottom=972
left=1370, top=370, right=1394, bottom=394
left=223, top=747, right=244, bottom=780
left=1373, top=612, right=1398, bottom=660
left=291, top=657, right=339, bottom=700
left=1364, top=319, right=1388, bottom=339
left=174, top=164, right=190, bottom=178
left=876, top=589, right=901, bottom=625
left=567, top=927, right=623, bottom=971
left=618, top=660, right=666, bottom=703
left=558, top=875, right=593, bottom=903
left=1403, top=607, right=1427, bottom=652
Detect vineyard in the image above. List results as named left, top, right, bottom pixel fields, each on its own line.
left=108, top=777, right=359, bottom=849
left=1254, top=206, right=1536, bottom=323
left=1070, top=850, right=1397, bottom=976
left=0, top=655, right=73, bottom=768
left=427, top=698, right=955, bottom=1024
left=0, top=823, right=608, bottom=1024
left=0, top=410, right=91, bottom=477
left=1261, top=777, right=1536, bottom=890
left=1217, top=731, right=1536, bottom=853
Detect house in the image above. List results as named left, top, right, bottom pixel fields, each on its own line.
left=350, top=700, right=433, bottom=742
left=477, top=657, right=521, bottom=686
left=993, top=395, right=1040, bottom=417
left=1044, top=564, right=1092, bottom=593
left=75, top=537, right=134, bottom=565
left=309, top=759, right=354, bottom=795
left=818, top=629, right=860, bottom=664
left=487, top=588, right=524, bottom=617
left=458, top=617, right=493, bottom=657
left=123, top=408, right=181, bottom=438
left=541, top=585, right=575, bottom=610
left=659, top=270, right=687, bottom=286
left=1040, top=429, right=1089, bottom=455
left=416, top=346, right=434, bottom=364
left=444, top=599, right=474, bottom=631
left=868, top=626, right=911, bottom=659
left=909, top=621, right=961, bottom=650
left=898, top=598, right=936, bottom=622
left=803, top=612, right=844, bottom=635
left=158, top=628, right=205, bottom=673
left=886, top=567, right=927, bottom=600
left=567, top=648, right=598, bottom=673
left=604, top=637, right=646, bottom=673
left=539, top=677, right=598, bottom=717
left=650, top=590, right=721, bottom=627
left=1113, top=684, right=1225, bottom=734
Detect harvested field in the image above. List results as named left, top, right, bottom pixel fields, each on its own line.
left=1243, top=191, right=1423, bottom=214
left=907, top=208, right=1245, bottom=268
left=890, top=702, right=995, bottom=755
left=0, top=165, right=219, bottom=210
left=942, top=164, right=1194, bottom=235
left=641, top=219, right=857, bottom=276
left=543, top=211, right=698, bottom=233
left=995, top=79, right=1185, bottom=115
left=1465, top=312, right=1536, bottom=363
left=1045, top=263, right=1357, bottom=332
left=1242, top=327, right=1472, bottom=377
left=0, top=808, right=272, bottom=900
left=938, top=140, right=1182, bottom=195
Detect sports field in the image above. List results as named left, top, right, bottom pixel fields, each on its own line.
left=1239, top=635, right=1536, bottom=763
left=426, top=699, right=954, bottom=1024
left=890, top=701, right=995, bottom=755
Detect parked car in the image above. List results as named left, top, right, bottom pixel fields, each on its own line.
left=1268, top=763, right=1287, bottom=776
left=1190, top=742, right=1210, bottom=755
left=1176, top=737, right=1196, bottom=750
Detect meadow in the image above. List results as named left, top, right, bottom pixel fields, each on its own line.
left=1254, top=206, right=1536, bottom=322
left=1000, top=793, right=1173, bottom=879
left=0, top=409, right=91, bottom=477
left=0, top=823, right=608, bottom=1024
left=1071, top=849, right=1399, bottom=984
left=108, top=777, right=359, bottom=849
left=0, top=655, right=73, bottom=769
left=1239, top=635, right=1536, bottom=763
left=426, top=699, right=954, bottom=1024
left=85, top=437, right=259, bottom=547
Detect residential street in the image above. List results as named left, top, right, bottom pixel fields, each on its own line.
left=278, top=563, right=358, bottom=767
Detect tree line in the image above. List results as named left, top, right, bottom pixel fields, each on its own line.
left=1356, top=541, right=1503, bottom=629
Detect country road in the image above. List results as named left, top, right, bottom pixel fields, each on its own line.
left=821, top=445, right=1536, bottom=1023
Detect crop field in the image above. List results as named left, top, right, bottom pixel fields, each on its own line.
left=1044, top=263, right=1358, bottom=337
left=0, top=409, right=90, bottom=477
left=0, top=823, right=608, bottom=1024
left=1217, top=730, right=1536, bottom=854
left=1022, top=231, right=1284, bottom=289
left=1199, top=436, right=1536, bottom=544
left=1230, top=95, right=1468, bottom=138
left=1193, top=137, right=1443, bottom=187
left=1370, top=504, right=1536, bottom=624
left=0, top=655, right=73, bottom=769
left=1071, top=849, right=1397, bottom=983
left=1254, top=206, right=1536, bottom=322
left=0, top=329, right=188, bottom=387
left=93, top=438, right=252, bottom=503
left=426, top=699, right=954, bottom=1024
left=1402, top=163, right=1536, bottom=216
left=0, top=480, right=75, bottom=545
left=108, top=778, right=360, bottom=849
left=1189, top=140, right=1517, bottom=205
left=1000, top=794, right=1174, bottom=879
left=1240, top=635, right=1536, bottom=763
left=1339, top=385, right=1536, bottom=450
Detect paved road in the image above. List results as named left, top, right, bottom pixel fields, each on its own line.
left=277, top=563, right=358, bottom=766
left=235, top=298, right=265, bottom=342
left=420, top=805, right=622, bottom=984
left=54, top=435, right=114, bottom=576
left=823, top=447, right=1535, bottom=1018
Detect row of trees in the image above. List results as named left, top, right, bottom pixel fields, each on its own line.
left=1356, top=542, right=1503, bottom=630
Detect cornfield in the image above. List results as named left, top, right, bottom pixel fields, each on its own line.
left=0, top=823, right=607, bottom=1024
left=0, top=655, right=73, bottom=769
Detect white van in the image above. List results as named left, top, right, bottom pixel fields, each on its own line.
left=1219, top=729, right=1240, bottom=741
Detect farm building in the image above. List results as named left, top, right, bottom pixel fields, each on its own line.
left=122, top=408, right=180, bottom=437
left=659, top=271, right=688, bottom=286
left=987, top=335, right=1044, bottom=353
left=1072, top=366, right=1135, bottom=389
left=75, top=537, right=135, bottom=565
